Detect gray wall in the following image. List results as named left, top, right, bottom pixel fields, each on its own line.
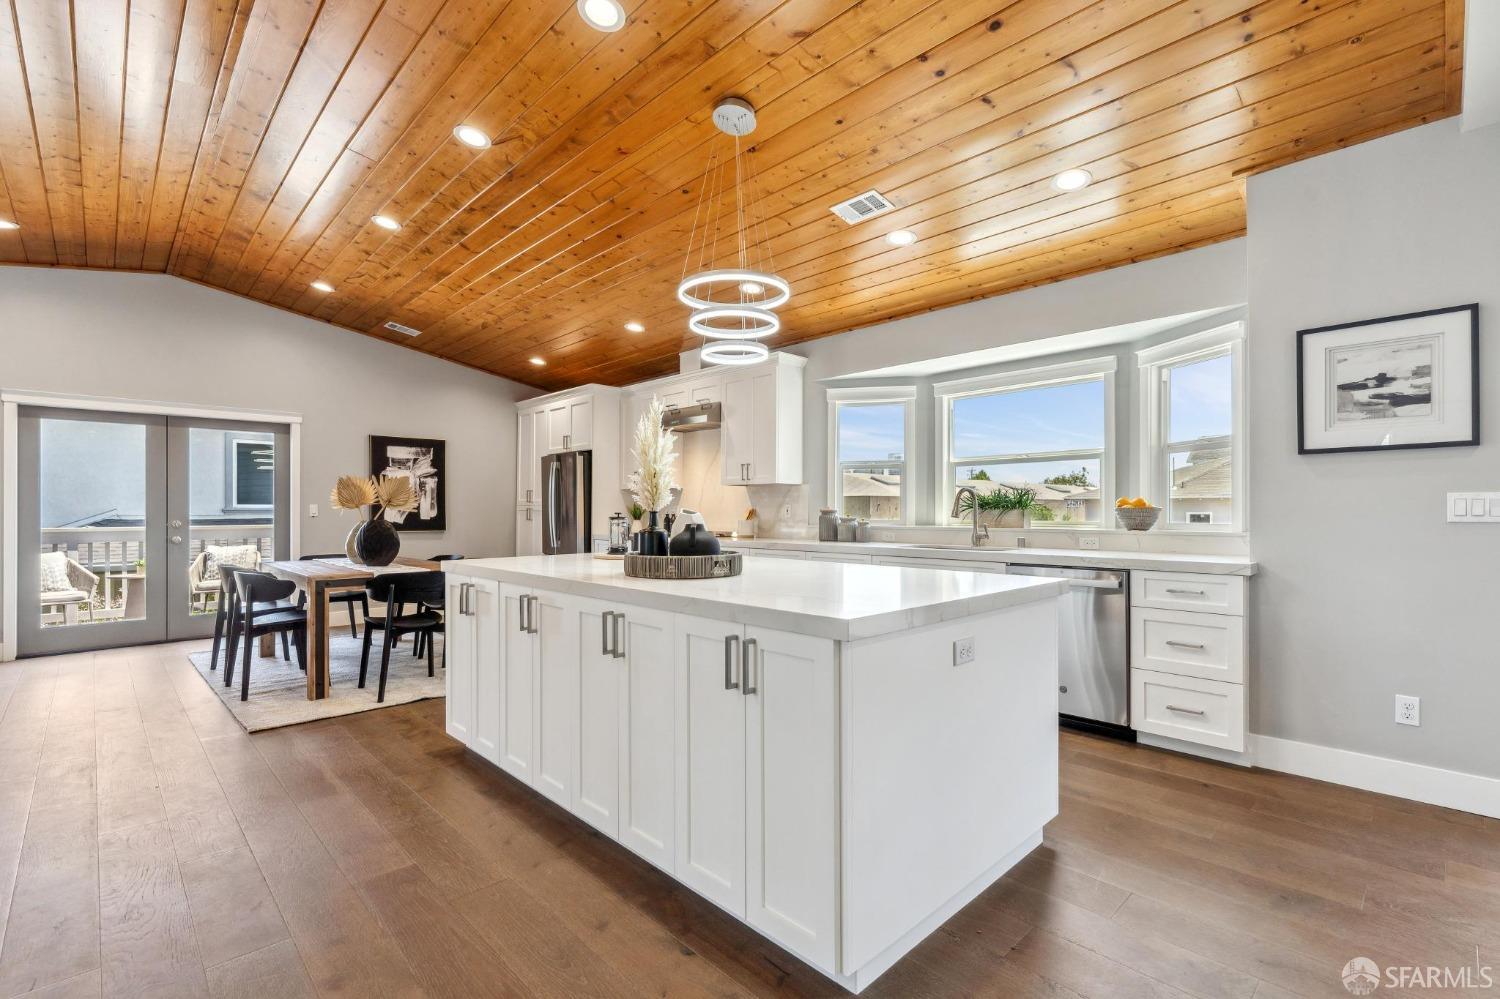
left=788, top=239, right=1250, bottom=522
left=1246, top=118, right=1500, bottom=778
left=1, top=269, right=537, bottom=645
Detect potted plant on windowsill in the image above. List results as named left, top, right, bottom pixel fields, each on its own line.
left=956, top=485, right=1039, bottom=529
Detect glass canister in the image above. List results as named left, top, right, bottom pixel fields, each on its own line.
left=837, top=516, right=856, bottom=542
left=608, top=512, right=629, bottom=554
left=854, top=519, right=871, bottom=543
left=818, top=508, right=839, bottom=541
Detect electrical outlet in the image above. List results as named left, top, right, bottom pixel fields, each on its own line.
left=953, top=636, right=976, bottom=666
left=1078, top=536, right=1099, bottom=550
left=782, top=504, right=793, bottom=521
left=1395, top=694, right=1420, bottom=726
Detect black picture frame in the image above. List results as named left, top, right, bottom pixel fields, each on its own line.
left=1296, top=304, right=1479, bottom=455
left=369, top=435, right=446, bottom=531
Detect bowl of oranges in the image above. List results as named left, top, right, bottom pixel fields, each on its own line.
left=1114, top=496, right=1160, bottom=531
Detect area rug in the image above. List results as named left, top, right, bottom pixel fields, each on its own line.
left=187, top=632, right=445, bottom=732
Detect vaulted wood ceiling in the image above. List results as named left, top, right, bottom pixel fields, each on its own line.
left=0, top=0, right=1466, bottom=390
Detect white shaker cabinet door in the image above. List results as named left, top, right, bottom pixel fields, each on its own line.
left=469, top=578, right=503, bottom=766
left=516, top=410, right=538, bottom=505
left=617, top=605, right=675, bottom=873
left=721, top=375, right=755, bottom=485
left=743, top=625, right=838, bottom=970
left=573, top=597, right=621, bottom=838
left=443, top=575, right=475, bottom=746
left=674, top=614, right=747, bottom=917
left=532, top=589, right=578, bottom=810
left=498, top=584, right=536, bottom=784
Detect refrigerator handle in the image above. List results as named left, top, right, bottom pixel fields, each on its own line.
left=546, top=459, right=560, bottom=552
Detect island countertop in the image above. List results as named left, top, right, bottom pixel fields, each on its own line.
left=451, top=554, right=1067, bottom=642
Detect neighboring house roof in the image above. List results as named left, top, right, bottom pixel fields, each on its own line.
left=1172, top=451, right=1233, bottom=499
left=958, top=478, right=1100, bottom=502
left=841, top=472, right=901, bottom=497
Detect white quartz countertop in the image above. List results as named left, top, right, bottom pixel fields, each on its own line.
left=453, top=554, right=1067, bottom=642
left=727, top=537, right=1257, bottom=575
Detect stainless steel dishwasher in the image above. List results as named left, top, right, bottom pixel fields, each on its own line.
left=1004, top=564, right=1130, bottom=738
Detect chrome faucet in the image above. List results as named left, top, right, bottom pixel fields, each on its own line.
left=950, top=487, right=991, bottom=548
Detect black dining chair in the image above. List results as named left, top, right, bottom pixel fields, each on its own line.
left=298, top=553, right=369, bottom=638
left=226, top=571, right=309, bottom=702
left=208, top=564, right=247, bottom=672
left=413, top=555, right=464, bottom=660
left=359, top=571, right=445, bottom=703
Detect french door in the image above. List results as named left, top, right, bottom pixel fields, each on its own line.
left=16, top=407, right=290, bottom=656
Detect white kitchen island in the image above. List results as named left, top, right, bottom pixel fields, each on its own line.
left=442, top=553, right=1065, bottom=992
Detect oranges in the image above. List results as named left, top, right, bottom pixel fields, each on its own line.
left=1115, top=496, right=1152, bottom=509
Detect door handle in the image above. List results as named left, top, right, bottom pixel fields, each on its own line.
left=527, top=595, right=539, bottom=634
left=742, top=638, right=758, bottom=696
left=1165, top=704, right=1206, bottom=716
left=611, top=613, right=625, bottom=659
left=724, top=634, right=740, bottom=690
left=458, top=583, right=468, bottom=616
left=1165, top=640, right=1206, bottom=651
left=526, top=488, right=533, bottom=503
left=170, top=535, right=182, bottom=544
left=170, top=519, right=183, bottom=529
left=517, top=594, right=528, bottom=633
left=601, top=611, right=614, bottom=655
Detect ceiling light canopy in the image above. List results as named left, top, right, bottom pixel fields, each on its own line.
left=529, top=356, right=546, bottom=367
left=371, top=214, right=401, bottom=231
left=1052, top=168, right=1093, bottom=192
left=0, top=219, right=18, bottom=231
left=452, top=124, right=491, bottom=149
left=310, top=280, right=334, bottom=293
left=624, top=321, right=645, bottom=333
left=577, top=0, right=625, bottom=31
left=886, top=229, right=916, bottom=246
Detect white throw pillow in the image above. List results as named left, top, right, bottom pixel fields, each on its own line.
left=39, top=551, right=72, bottom=593
left=203, top=544, right=260, bottom=581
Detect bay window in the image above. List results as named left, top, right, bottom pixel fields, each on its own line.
left=934, top=357, right=1115, bottom=527
left=828, top=387, right=915, bottom=524
left=1138, top=324, right=1244, bottom=531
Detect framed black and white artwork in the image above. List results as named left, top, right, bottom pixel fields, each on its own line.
left=1297, top=304, right=1478, bottom=455
left=369, top=435, right=446, bottom=531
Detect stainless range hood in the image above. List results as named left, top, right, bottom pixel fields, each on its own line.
left=662, top=401, right=722, bottom=433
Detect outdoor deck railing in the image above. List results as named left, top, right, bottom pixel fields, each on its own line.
left=40, top=524, right=274, bottom=574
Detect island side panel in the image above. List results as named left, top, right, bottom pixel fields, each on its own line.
left=839, top=597, right=1060, bottom=977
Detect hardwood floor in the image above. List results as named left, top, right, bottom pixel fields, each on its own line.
left=0, top=640, right=1496, bottom=998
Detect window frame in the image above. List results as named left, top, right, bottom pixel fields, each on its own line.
left=225, top=436, right=275, bottom=511
left=932, top=356, right=1116, bottom=529
left=827, top=386, right=916, bottom=526
left=1136, top=323, right=1246, bottom=533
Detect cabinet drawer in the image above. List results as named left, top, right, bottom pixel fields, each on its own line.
left=1131, top=669, right=1245, bottom=752
left=1131, top=607, right=1244, bottom=684
left=746, top=548, right=807, bottom=560
left=1131, top=571, right=1244, bottom=615
left=807, top=552, right=871, bottom=564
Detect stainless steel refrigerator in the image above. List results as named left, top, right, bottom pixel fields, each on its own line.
left=540, top=450, right=592, bottom=555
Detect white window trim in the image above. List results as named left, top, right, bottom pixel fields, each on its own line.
left=1136, top=322, right=1246, bottom=533
left=933, top=356, right=1116, bottom=528
left=827, top=386, right=916, bottom=526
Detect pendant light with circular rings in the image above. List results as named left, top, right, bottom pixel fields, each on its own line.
left=677, top=269, right=790, bottom=310
left=687, top=305, right=781, bottom=340
left=700, top=340, right=770, bottom=366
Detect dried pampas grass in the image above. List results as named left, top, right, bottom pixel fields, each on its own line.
left=625, top=396, right=677, bottom=512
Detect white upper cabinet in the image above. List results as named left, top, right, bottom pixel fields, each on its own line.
left=545, top=395, right=593, bottom=452
left=516, top=409, right=538, bottom=505
left=721, top=353, right=804, bottom=485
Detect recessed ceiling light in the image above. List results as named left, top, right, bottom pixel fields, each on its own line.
left=310, top=280, right=334, bottom=293
left=624, top=321, right=645, bottom=333
left=371, top=214, right=401, bottom=231
left=577, top=0, right=625, bottom=31
left=739, top=281, right=765, bottom=295
left=1052, top=168, right=1093, bottom=192
left=886, top=229, right=917, bottom=246
left=0, top=219, right=18, bottom=231
left=529, top=357, right=546, bottom=367
left=452, top=124, right=491, bottom=149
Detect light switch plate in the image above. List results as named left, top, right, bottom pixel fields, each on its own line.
left=309, top=503, right=319, bottom=518
left=1446, top=492, right=1500, bottom=523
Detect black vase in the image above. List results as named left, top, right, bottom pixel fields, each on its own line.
left=670, top=523, right=721, bottom=556
left=637, top=511, right=670, bottom=557
left=355, top=517, right=401, bottom=566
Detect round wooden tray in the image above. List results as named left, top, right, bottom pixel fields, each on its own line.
left=622, top=551, right=743, bottom=579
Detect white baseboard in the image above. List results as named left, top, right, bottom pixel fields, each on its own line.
left=1251, top=734, right=1500, bottom=820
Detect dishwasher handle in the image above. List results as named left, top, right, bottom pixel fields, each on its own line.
left=1064, top=577, right=1124, bottom=591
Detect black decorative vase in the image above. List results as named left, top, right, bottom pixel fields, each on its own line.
left=354, top=517, right=401, bottom=566
left=670, top=523, right=721, bottom=556
left=637, top=511, right=670, bottom=557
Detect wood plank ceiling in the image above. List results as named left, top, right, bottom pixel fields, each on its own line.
left=0, top=0, right=1466, bottom=390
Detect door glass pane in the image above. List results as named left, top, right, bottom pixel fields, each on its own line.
left=185, top=428, right=274, bottom=617
left=38, top=418, right=146, bottom=627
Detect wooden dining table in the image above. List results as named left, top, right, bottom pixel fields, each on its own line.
left=260, top=556, right=439, bottom=700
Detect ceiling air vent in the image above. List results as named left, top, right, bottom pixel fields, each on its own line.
left=383, top=321, right=422, bottom=337
left=830, top=190, right=895, bottom=224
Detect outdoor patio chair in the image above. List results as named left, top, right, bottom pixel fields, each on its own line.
left=39, top=551, right=99, bottom=625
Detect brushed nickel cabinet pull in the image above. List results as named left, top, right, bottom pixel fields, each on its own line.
left=1166, top=704, right=1206, bottom=716
left=1165, top=640, right=1206, bottom=650
left=724, top=635, right=740, bottom=690
left=1165, top=587, right=1206, bottom=595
